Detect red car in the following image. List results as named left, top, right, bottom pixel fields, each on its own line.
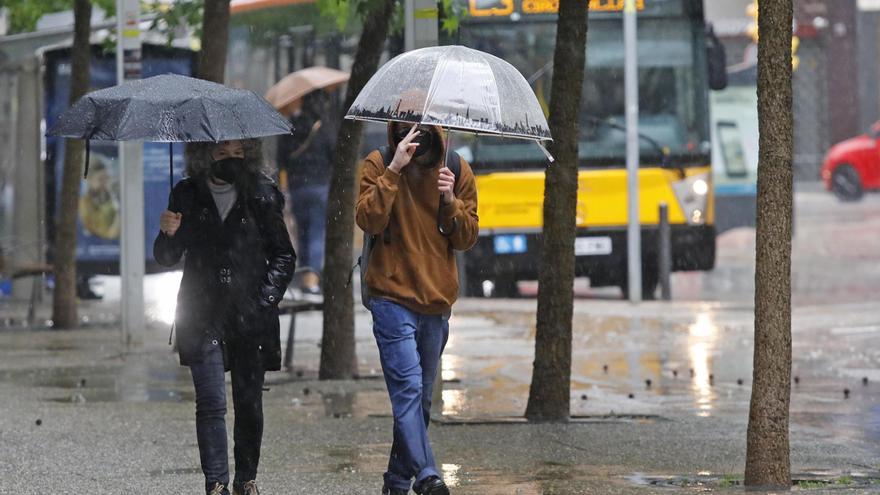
left=822, top=122, right=880, bottom=201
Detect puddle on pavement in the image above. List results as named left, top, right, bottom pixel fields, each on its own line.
left=312, top=444, right=600, bottom=493
left=441, top=306, right=880, bottom=449
left=318, top=444, right=389, bottom=475
left=0, top=313, right=119, bottom=331
left=0, top=364, right=194, bottom=404
left=445, top=464, right=601, bottom=494
left=148, top=467, right=202, bottom=476
left=318, top=389, right=390, bottom=418
left=46, top=388, right=195, bottom=404
left=628, top=471, right=880, bottom=490
left=441, top=310, right=750, bottom=419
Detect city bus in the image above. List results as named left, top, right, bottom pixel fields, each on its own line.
left=226, top=0, right=726, bottom=299
left=453, top=0, right=727, bottom=298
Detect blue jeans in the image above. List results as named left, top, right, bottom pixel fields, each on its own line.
left=190, top=339, right=265, bottom=493
left=289, top=183, right=329, bottom=274
left=371, top=298, right=449, bottom=491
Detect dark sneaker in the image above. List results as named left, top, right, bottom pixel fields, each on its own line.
left=232, top=480, right=259, bottom=495
left=382, top=484, right=409, bottom=495
left=414, top=476, right=449, bottom=495
left=208, top=482, right=230, bottom=495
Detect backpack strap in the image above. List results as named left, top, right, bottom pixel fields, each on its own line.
left=446, top=149, right=461, bottom=182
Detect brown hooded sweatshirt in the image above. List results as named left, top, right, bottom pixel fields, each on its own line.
left=355, top=129, right=479, bottom=315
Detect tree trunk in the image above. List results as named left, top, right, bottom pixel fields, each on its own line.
left=319, top=0, right=396, bottom=380
left=198, top=0, right=231, bottom=83
left=524, top=0, right=588, bottom=421
left=745, top=0, right=794, bottom=487
left=52, top=0, right=92, bottom=329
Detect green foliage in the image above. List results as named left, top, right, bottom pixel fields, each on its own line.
left=718, top=474, right=742, bottom=488
left=317, top=0, right=354, bottom=31
left=388, top=0, right=404, bottom=35
left=1, top=0, right=115, bottom=35
left=439, top=0, right=466, bottom=36
left=794, top=476, right=855, bottom=489
left=230, top=2, right=351, bottom=49
left=144, top=0, right=203, bottom=46
left=353, top=0, right=385, bottom=21
left=795, top=480, right=826, bottom=489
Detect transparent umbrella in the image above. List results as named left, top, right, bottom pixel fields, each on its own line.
left=345, top=45, right=553, bottom=160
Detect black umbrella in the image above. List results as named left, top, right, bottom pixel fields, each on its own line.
left=47, top=74, right=293, bottom=186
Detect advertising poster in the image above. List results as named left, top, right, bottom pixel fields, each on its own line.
left=43, top=44, right=195, bottom=274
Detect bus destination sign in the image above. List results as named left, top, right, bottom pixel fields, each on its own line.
left=468, top=0, right=645, bottom=16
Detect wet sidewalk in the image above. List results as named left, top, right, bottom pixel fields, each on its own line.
left=2, top=296, right=880, bottom=494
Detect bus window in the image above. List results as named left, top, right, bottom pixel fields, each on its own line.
left=717, top=121, right=748, bottom=178
left=460, top=15, right=711, bottom=170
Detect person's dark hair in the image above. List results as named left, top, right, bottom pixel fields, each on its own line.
left=184, top=139, right=270, bottom=191
left=302, top=90, right=328, bottom=121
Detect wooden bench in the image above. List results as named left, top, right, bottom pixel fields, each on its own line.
left=277, top=298, right=323, bottom=370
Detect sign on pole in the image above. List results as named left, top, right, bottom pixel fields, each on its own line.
left=404, top=0, right=439, bottom=51
left=117, top=0, right=144, bottom=347
left=624, top=0, right=641, bottom=302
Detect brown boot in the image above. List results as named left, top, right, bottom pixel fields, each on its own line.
left=232, top=480, right=259, bottom=495
left=208, top=482, right=230, bottom=495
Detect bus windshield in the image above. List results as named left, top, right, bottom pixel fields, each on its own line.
left=459, top=16, right=710, bottom=170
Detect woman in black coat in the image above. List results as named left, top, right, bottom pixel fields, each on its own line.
left=154, top=139, right=295, bottom=495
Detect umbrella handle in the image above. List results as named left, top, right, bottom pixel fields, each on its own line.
left=538, top=141, right=555, bottom=163
left=169, top=142, right=174, bottom=191
left=83, top=140, right=90, bottom=179
left=437, top=126, right=457, bottom=237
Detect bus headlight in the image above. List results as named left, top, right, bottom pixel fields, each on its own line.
left=672, top=172, right=710, bottom=226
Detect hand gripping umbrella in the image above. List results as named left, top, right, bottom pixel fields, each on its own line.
left=345, top=45, right=553, bottom=161
left=47, top=74, right=294, bottom=188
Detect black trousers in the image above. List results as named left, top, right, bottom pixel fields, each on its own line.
left=190, top=336, right=265, bottom=493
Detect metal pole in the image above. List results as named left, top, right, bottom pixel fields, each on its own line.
left=11, top=57, right=43, bottom=302
left=404, top=0, right=438, bottom=51
left=624, top=0, right=641, bottom=303
left=658, top=202, right=671, bottom=301
left=117, top=0, right=144, bottom=348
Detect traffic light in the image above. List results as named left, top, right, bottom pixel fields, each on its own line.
left=746, top=0, right=759, bottom=44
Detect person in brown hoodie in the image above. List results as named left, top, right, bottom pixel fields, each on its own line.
left=356, top=122, right=478, bottom=495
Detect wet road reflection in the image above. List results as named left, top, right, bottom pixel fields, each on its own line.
left=441, top=294, right=880, bottom=451
left=687, top=312, right=718, bottom=417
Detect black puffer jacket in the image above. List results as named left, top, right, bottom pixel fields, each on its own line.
left=154, top=175, right=296, bottom=371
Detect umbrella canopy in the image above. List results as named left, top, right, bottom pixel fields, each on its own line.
left=47, top=74, right=292, bottom=143
left=345, top=45, right=552, bottom=148
left=265, top=66, right=350, bottom=116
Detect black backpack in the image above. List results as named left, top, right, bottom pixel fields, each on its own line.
left=355, top=146, right=461, bottom=310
